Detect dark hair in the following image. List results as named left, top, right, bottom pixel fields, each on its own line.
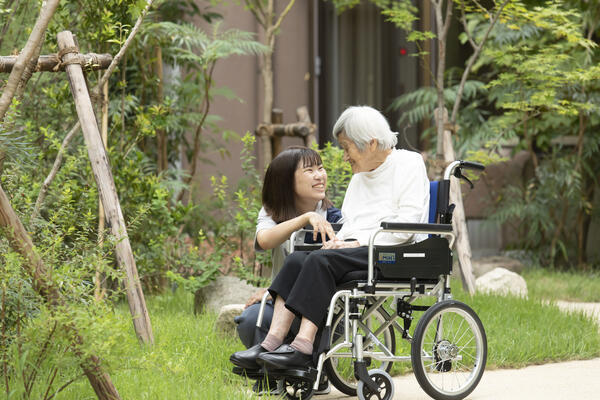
left=262, top=146, right=333, bottom=223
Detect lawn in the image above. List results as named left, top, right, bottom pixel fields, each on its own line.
left=59, top=269, right=600, bottom=399
left=521, top=267, right=600, bottom=302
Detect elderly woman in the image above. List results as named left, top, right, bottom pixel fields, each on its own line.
left=230, top=105, right=430, bottom=371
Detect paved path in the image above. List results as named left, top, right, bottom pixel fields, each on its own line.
left=321, top=301, right=600, bottom=400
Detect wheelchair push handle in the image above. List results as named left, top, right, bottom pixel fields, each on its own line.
left=443, top=160, right=485, bottom=189
left=460, top=161, right=485, bottom=171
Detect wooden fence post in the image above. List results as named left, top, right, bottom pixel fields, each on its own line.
left=271, top=109, right=284, bottom=157
left=57, top=30, right=154, bottom=345
left=434, top=107, right=476, bottom=295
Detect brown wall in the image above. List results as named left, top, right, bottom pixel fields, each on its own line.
left=192, top=2, right=310, bottom=201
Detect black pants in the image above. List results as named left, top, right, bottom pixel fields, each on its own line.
left=269, top=247, right=369, bottom=325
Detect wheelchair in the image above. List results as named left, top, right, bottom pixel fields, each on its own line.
left=233, top=160, right=487, bottom=400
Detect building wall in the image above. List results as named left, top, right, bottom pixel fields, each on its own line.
left=193, top=2, right=310, bottom=201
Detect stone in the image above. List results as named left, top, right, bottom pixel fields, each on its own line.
left=475, top=267, right=528, bottom=298
left=215, top=304, right=246, bottom=336
left=194, top=275, right=258, bottom=314
left=471, top=256, right=525, bottom=278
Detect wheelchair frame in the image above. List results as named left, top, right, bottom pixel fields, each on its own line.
left=249, top=160, right=487, bottom=400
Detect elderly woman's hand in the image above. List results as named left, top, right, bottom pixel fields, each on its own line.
left=306, top=212, right=337, bottom=242
left=245, top=288, right=270, bottom=308
left=322, top=238, right=360, bottom=250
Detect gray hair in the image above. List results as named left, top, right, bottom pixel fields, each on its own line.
left=332, top=106, right=398, bottom=151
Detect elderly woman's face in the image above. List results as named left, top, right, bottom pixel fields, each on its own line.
left=338, top=132, right=374, bottom=173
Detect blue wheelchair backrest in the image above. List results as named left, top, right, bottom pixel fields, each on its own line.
left=429, top=181, right=439, bottom=224
left=429, top=180, right=452, bottom=225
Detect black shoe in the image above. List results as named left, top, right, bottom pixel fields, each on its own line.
left=230, top=344, right=269, bottom=370
left=257, top=344, right=314, bottom=370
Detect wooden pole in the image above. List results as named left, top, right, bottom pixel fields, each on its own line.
left=57, top=30, right=154, bottom=345
left=0, top=53, right=112, bottom=73
left=95, top=79, right=109, bottom=302
left=271, top=108, right=283, bottom=157
left=296, top=106, right=316, bottom=147
left=0, top=182, right=122, bottom=400
left=434, top=107, right=476, bottom=294
left=0, top=0, right=61, bottom=122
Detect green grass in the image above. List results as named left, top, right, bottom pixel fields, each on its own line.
left=521, top=267, right=600, bottom=302
left=57, top=270, right=600, bottom=399
left=61, top=291, right=254, bottom=400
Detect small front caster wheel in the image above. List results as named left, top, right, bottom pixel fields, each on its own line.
left=356, top=369, right=394, bottom=400
left=282, top=377, right=314, bottom=400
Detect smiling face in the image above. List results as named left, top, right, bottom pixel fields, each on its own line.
left=293, top=160, right=327, bottom=204
left=338, top=132, right=376, bottom=173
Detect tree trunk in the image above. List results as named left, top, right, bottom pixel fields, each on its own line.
left=260, top=47, right=274, bottom=168
left=0, top=0, right=61, bottom=122
left=58, top=31, right=154, bottom=345
left=433, top=0, right=452, bottom=158
left=0, top=182, right=121, bottom=400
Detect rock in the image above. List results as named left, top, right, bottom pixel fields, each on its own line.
left=472, top=256, right=525, bottom=278
left=194, top=275, right=257, bottom=314
left=475, top=267, right=528, bottom=298
left=215, top=304, right=245, bottom=336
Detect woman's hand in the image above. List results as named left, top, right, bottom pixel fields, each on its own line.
left=245, top=288, right=270, bottom=308
left=321, top=239, right=360, bottom=250
left=306, top=212, right=337, bottom=242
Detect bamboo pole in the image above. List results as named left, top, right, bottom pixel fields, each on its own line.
left=57, top=30, right=153, bottom=345
left=95, top=79, right=109, bottom=302
left=0, top=182, right=121, bottom=400
left=0, top=53, right=112, bottom=73
left=0, top=0, right=61, bottom=122
left=296, top=106, right=317, bottom=147
left=435, top=107, right=476, bottom=294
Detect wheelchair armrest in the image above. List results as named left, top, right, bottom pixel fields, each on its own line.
left=379, top=222, right=453, bottom=233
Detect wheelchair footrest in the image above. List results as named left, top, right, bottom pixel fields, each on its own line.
left=232, top=366, right=265, bottom=380
left=265, top=366, right=318, bottom=382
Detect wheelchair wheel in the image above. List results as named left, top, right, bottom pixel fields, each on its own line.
left=411, top=300, right=487, bottom=400
left=356, top=369, right=395, bottom=400
left=281, top=377, right=313, bottom=400
left=324, top=305, right=396, bottom=396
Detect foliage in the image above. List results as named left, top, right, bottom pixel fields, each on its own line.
left=0, top=0, right=266, bottom=395
left=0, top=227, right=130, bottom=398
left=174, top=133, right=270, bottom=290
left=474, top=1, right=600, bottom=267
left=317, top=141, right=352, bottom=208
left=351, top=0, right=600, bottom=268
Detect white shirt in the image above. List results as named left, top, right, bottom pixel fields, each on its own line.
left=337, top=149, right=429, bottom=246
left=255, top=201, right=327, bottom=278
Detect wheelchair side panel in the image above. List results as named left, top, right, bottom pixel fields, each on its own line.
left=374, top=236, right=452, bottom=280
